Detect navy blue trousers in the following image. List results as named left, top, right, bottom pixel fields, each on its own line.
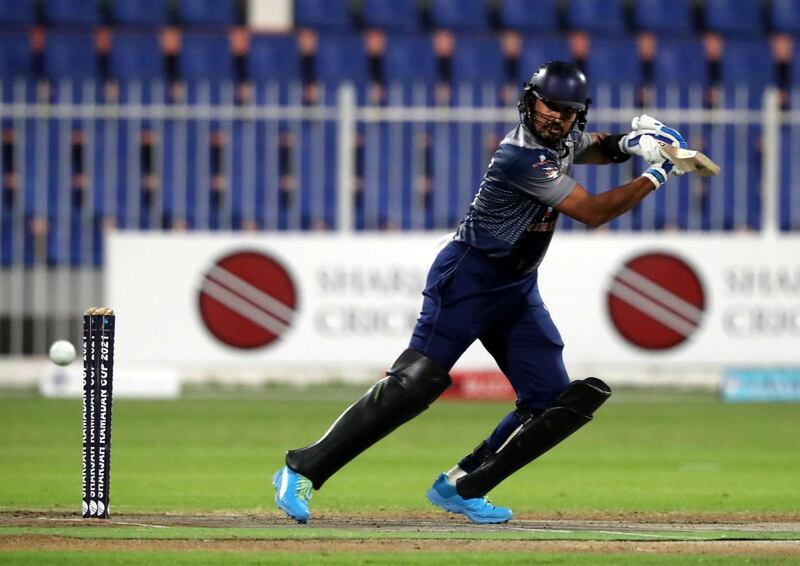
left=409, top=241, right=570, bottom=470
left=409, top=240, right=570, bottom=410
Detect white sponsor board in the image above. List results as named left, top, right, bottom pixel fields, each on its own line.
left=107, top=232, right=800, bottom=384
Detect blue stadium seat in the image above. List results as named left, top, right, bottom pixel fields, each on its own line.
left=703, top=0, right=763, bottom=36
left=248, top=34, right=301, bottom=104
left=585, top=37, right=641, bottom=105
left=498, top=0, right=558, bottom=31
left=0, top=0, right=35, bottom=25
left=633, top=0, right=694, bottom=34
left=451, top=36, right=506, bottom=86
left=362, top=0, right=420, bottom=32
left=44, top=0, right=100, bottom=25
left=44, top=32, right=98, bottom=80
left=248, top=35, right=301, bottom=81
left=110, top=32, right=164, bottom=80
left=566, top=0, right=626, bottom=34
left=112, top=0, right=168, bottom=26
left=653, top=38, right=707, bottom=86
left=384, top=35, right=436, bottom=83
left=721, top=39, right=775, bottom=108
left=518, top=37, right=571, bottom=84
left=652, top=38, right=707, bottom=107
left=109, top=32, right=165, bottom=105
left=0, top=33, right=32, bottom=80
left=430, top=0, right=489, bottom=30
left=384, top=35, right=436, bottom=104
left=178, top=0, right=236, bottom=26
left=294, top=0, right=353, bottom=32
left=315, top=35, right=369, bottom=83
left=771, top=0, right=800, bottom=34
left=794, top=46, right=800, bottom=86
left=179, top=33, right=233, bottom=81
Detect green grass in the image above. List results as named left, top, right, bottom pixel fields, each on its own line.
left=1, top=391, right=798, bottom=514
left=1, top=389, right=799, bottom=564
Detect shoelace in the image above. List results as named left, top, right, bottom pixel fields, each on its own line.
left=296, top=476, right=313, bottom=501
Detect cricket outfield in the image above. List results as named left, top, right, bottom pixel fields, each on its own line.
left=1, top=387, right=799, bottom=564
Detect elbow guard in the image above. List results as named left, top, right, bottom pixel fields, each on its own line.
left=599, top=133, right=631, bottom=163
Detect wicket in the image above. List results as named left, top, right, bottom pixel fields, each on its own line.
left=82, top=307, right=116, bottom=519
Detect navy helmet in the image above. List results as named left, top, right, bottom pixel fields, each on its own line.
left=518, top=61, right=591, bottom=154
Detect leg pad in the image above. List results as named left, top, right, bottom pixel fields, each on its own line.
left=286, top=349, right=451, bottom=489
left=457, top=377, right=611, bottom=499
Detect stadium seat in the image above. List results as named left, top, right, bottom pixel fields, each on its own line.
left=0, top=33, right=32, bottom=80
left=179, top=33, right=233, bottom=81
left=703, top=0, right=763, bottom=36
left=566, top=0, right=626, bottom=34
left=109, top=32, right=165, bottom=106
left=178, top=0, right=236, bottom=26
left=653, top=38, right=707, bottom=86
left=362, top=0, right=421, bottom=32
left=633, top=0, right=694, bottom=35
left=451, top=36, right=506, bottom=88
left=384, top=35, right=437, bottom=83
left=651, top=38, right=707, bottom=107
left=294, top=0, right=353, bottom=32
left=315, top=35, right=369, bottom=83
left=178, top=33, right=234, bottom=109
left=721, top=38, right=775, bottom=108
left=771, top=0, right=800, bottom=34
left=498, top=0, right=558, bottom=32
left=110, top=32, right=164, bottom=80
left=112, top=0, right=169, bottom=26
left=43, top=0, right=100, bottom=25
left=44, top=32, right=98, bottom=81
left=248, top=35, right=301, bottom=81
left=518, top=37, right=571, bottom=84
left=585, top=37, right=641, bottom=105
left=383, top=34, right=436, bottom=103
left=0, top=0, right=35, bottom=25
left=429, top=0, right=489, bottom=31
left=794, top=46, right=800, bottom=87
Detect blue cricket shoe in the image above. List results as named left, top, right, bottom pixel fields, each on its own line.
left=426, top=473, right=513, bottom=524
left=273, top=466, right=313, bottom=523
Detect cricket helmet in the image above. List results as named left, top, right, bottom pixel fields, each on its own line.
left=518, top=61, right=591, bottom=154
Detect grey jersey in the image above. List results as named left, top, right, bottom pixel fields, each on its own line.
left=454, top=125, right=593, bottom=274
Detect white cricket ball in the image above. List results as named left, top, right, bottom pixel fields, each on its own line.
left=49, top=340, right=77, bottom=366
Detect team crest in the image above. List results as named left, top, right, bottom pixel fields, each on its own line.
left=531, top=151, right=560, bottom=180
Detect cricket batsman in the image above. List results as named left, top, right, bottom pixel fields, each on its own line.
left=273, top=61, right=688, bottom=524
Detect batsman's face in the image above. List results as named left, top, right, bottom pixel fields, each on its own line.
left=533, top=98, right=578, bottom=145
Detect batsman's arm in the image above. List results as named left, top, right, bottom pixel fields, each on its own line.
left=555, top=177, right=657, bottom=228
left=574, top=132, right=630, bottom=165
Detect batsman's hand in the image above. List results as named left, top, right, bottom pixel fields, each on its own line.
left=642, top=157, right=676, bottom=189
left=620, top=114, right=687, bottom=165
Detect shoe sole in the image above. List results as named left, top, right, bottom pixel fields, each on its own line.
left=425, top=488, right=511, bottom=524
left=272, top=470, right=309, bottom=524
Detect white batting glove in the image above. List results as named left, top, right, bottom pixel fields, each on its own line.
left=619, top=114, right=688, bottom=165
left=641, top=157, right=676, bottom=189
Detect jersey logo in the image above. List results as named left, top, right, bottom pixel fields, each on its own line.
left=531, top=151, right=560, bottom=180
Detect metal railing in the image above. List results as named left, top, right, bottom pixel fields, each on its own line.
left=0, top=79, right=795, bottom=355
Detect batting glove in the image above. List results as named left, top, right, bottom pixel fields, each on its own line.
left=619, top=114, right=688, bottom=164
left=642, top=158, right=676, bottom=189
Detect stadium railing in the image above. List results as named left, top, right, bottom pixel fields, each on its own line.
left=0, top=79, right=793, bottom=355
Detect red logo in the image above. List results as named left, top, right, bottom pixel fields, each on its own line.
left=607, top=252, right=705, bottom=350
left=198, top=250, right=298, bottom=349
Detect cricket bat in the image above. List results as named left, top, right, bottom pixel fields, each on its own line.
left=659, top=144, right=721, bottom=177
